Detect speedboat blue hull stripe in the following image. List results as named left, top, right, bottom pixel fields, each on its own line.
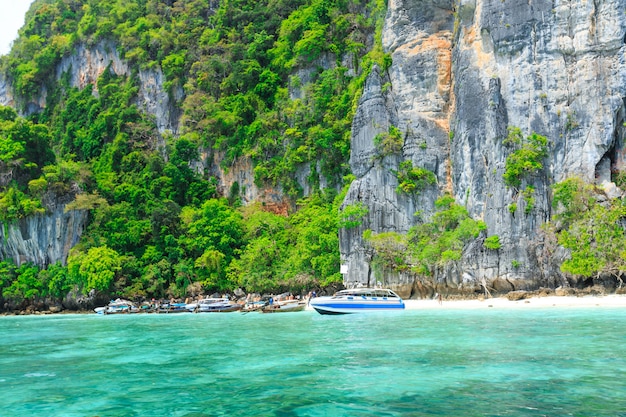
left=315, top=303, right=404, bottom=310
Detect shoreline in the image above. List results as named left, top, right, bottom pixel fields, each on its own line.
left=3, top=294, right=626, bottom=316
left=404, top=294, right=626, bottom=310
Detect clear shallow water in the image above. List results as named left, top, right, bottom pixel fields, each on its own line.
left=1, top=308, right=626, bottom=417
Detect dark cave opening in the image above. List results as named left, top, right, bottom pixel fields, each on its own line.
left=600, top=99, right=626, bottom=187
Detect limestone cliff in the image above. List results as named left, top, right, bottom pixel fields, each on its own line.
left=0, top=209, right=87, bottom=268
left=54, top=41, right=182, bottom=135
left=0, top=40, right=176, bottom=268
left=0, top=37, right=291, bottom=266
left=340, top=0, right=626, bottom=297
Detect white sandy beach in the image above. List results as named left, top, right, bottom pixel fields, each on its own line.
left=403, top=294, right=626, bottom=309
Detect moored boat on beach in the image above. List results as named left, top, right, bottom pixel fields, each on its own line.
left=186, top=297, right=241, bottom=312
left=94, top=299, right=139, bottom=314
left=156, top=302, right=189, bottom=313
left=241, top=300, right=267, bottom=312
left=309, top=288, right=405, bottom=315
left=260, top=299, right=306, bottom=313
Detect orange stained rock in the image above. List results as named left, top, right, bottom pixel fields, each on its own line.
left=433, top=118, right=449, bottom=132
left=395, top=33, right=453, bottom=131
left=396, top=34, right=453, bottom=103
left=463, top=25, right=495, bottom=71
left=260, top=200, right=290, bottom=216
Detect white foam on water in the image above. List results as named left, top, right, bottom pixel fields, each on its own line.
left=24, top=372, right=56, bottom=378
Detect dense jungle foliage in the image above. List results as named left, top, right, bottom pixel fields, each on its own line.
left=0, top=0, right=389, bottom=306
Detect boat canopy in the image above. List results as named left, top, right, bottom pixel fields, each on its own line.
left=334, top=288, right=399, bottom=298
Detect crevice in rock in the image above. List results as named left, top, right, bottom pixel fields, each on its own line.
left=18, top=221, right=29, bottom=240
left=601, top=99, right=626, bottom=184
left=589, top=0, right=598, bottom=41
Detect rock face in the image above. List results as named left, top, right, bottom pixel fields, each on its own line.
left=0, top=74, right=12, bottom=108
left=0, top=209, right=87, bottom=268
left=54, top=40, right=181, bottom=135
left=2, top=40, right=179, bottom=135
left=0, top=40, right=177, bottom=268
left=340, top=0, right=626, bottom=297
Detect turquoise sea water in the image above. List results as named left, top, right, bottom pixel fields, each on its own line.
left=1, top=308, right=626, bottom=416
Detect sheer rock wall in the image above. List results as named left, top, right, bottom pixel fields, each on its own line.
left=0, top=209, right=87, bottom=268
left=340, top=0, right=626, bottom=297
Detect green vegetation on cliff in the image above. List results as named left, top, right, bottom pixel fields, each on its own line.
left=365, top=194, right=486, bottom=277
left=0, top=0, right=388, bottom=306
left=551, top=177, right=626, bottom=283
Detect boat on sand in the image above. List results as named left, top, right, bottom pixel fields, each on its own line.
left=186, top=297, right=241, bottom=313
left=94, top=299, right=139, bottom=314
left=156, top=302, right=189, bottom=313
left=260, top=299, right=306, bottom=313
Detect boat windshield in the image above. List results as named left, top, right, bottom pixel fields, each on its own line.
left=334, top=289, right=399, bottom=298
left=200, top=298, right=228, bottom=304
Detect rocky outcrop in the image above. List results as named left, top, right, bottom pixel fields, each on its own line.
left=340, top=0, right=456, bottom=296
left=0, top=74, right=13, bottom=108
left=340, top=0, right=626, bottom=297
left=453, top=0, right=626, bottom=289
left=2, top=40, right=180, bottom=135
left=0, top=208, right=88, bottom=268
left=56, top=40, right=181, bottom=134
left=0, top=40, right=179, bottom=267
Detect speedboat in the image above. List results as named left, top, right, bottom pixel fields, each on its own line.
left=309, top=288, right=405, bottom=315
left=186, top=297, right=242, bottom=313
left=242, top=300, right=267, bottom=312
left=94, top=299, right=139, bottom=314
left=157, top=301, right=189, bottom=313
left=260, top=299, right=306, bottom=313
